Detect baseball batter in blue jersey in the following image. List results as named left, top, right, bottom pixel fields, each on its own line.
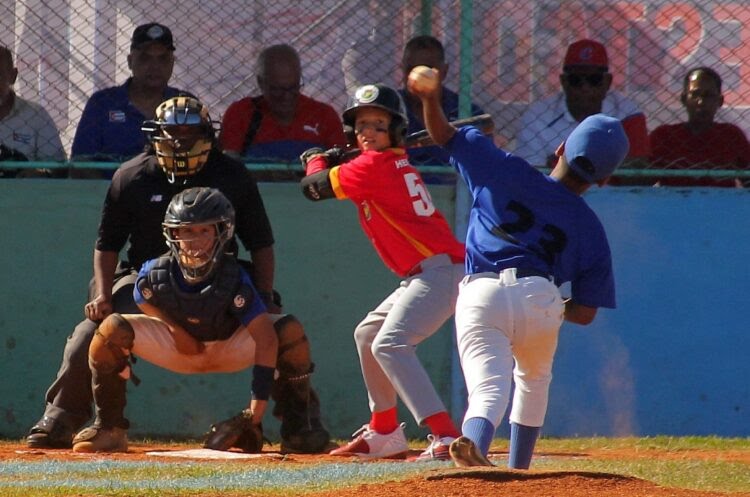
left=408, top=69, right=629, bottom=469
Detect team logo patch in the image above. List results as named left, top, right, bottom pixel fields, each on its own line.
left=12, top=131, right=31, bottom=145
left=141, top=287, right=153, bottom=299
left=578, top=47, right=594, bottom=62
left=355, top=85, right=379, bottom=103
left=109, top=110, right=126, bottom=123
left=233, top=294, right=246, bottom=308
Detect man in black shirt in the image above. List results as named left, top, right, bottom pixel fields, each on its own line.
left=27, top=96, right=329, bottom=454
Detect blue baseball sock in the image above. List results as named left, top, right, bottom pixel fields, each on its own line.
left=461, top=417, right=495, bottom=456
left=509, top=422, right=541, bottom=469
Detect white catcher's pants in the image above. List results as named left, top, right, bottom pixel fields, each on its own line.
left=456, top=269, right=564, bottom=428
left=124, top=313, right=288, bottom=374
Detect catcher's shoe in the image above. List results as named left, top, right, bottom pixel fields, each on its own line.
left=409, top=434, right=455, bottom=462
left=449, top=436, right=494, bottom=467
left=26, top=416, right=76, bottom=449
left=72, top=426, right=128, bottom=453
left=329, top=423, right=408, bottom=459
left=280, top=423, right=331, bottom=454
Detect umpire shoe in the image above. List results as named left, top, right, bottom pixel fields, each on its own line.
left=26, top=416, right=76, bottom=449
left=329, top=423, right=408, bottom=459
left=409, top=434, right=455, bottom=462
left=72, top=425, right=128, bottom=453
left=449, top=436, right=494, bottom=467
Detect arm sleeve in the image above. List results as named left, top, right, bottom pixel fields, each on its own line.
left=514, top=108, right=548, bottom=167
left=234, top=171, right=275, bottom=251
left=94, top=172, right=132, bottom=252
left=36, top=108, right=66, bottom=161
left=647, top=126, right=669, bottom=167
left=71, top=96, right=102, bottom=157
left=319, top=104, right=347, bottom=148
left=219, top=99, right=252, bottom=154
left=133, top=259, right=156, bottom=305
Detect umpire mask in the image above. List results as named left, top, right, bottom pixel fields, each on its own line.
left=143, top=96, right=215, bottom=183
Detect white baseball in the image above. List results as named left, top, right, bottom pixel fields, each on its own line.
left=408, top=65, right=439, bottom=92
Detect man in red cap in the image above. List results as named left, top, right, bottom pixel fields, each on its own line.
left=515, top=39, right=648, bottom=172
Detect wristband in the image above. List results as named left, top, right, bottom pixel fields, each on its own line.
left=251, top=365, right=275, bottom=400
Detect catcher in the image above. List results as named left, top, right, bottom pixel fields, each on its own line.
left=73, top=187, right=277, bottom=453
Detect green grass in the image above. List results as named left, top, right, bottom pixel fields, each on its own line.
left=1, top=437, right=748, bottom=496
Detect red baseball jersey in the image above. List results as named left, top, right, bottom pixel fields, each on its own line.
left=309, top=148, right=464, bottom=276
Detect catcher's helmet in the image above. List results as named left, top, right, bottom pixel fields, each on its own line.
left=342, top=84, right=408, bottom=146
left=143, top=96, right=215, bottom=182
left=162, top=187, right=235, bottom=284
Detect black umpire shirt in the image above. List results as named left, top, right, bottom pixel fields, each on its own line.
left=95, top=148, right=274, bottom=270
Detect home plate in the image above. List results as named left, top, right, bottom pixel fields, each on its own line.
left=147, top=448, right=283, bottom=460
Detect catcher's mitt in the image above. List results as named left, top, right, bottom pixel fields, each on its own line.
left=203, top=409, right=264, bottom=453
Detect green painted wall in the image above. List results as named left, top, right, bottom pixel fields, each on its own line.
left=0, top=180, right=457, bottom=441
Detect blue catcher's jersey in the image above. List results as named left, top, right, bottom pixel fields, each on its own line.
left=445, top=126, right=615, bottom=309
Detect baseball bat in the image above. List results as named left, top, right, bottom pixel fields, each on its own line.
left=340, top=113, right=495, bottom=162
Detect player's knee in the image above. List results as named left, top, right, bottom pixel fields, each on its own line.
left=89, top=313, right=135, bottom=375
left=353, top=321, right=379, bottom=349
left=370, top=329, right=406, bottom=358
left=64, top=319, right=100, bottom=363
left=274, top=314, right=311, bottom=375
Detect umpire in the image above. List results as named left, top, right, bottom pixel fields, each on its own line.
left=26, top=96, right=329, bottom=454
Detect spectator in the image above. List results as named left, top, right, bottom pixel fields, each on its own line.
left=26, top=96, right=329, bottom=455
left=220, top=44, right=346, bottom=172
left=515, top=39, right=648, bottom=172
left=398, top=35, right=485, bottom=166
left=0, top=45, right=65, bottom=177
left=70, top=23, right=194, bottom=177
left=649, top=67, right=749, bottom=187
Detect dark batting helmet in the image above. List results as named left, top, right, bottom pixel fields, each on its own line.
left=162, top=187, right=235, bottom=283
left=142, top=96, right=216, bottom=182
left=342, top=84, right=408, bottom=146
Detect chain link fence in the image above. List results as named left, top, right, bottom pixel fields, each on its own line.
left=2, top=0, right=750, bottom=181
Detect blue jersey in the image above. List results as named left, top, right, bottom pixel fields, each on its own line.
left=399, top=87, right=484, bottom=166
left=71, top=78, right=192, bottom=161
left=445, top=126, right=615, bottom=309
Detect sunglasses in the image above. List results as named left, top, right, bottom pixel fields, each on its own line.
left=564, top=73, right=607, bottom=88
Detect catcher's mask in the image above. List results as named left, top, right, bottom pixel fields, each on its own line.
left=162, top=187, right=235, bottom=284
left=143, top=96, right=216, bottom=183
left=342, top=84, right=408, bottom=147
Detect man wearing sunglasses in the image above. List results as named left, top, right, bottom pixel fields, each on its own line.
left=220, top=44, right=346, bottom=171
left=515, top=39, right=648, bottom=174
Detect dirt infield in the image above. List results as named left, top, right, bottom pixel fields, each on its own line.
left=3, top=441, right=750, bottom=497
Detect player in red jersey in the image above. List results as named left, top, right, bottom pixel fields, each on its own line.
left=300, top=84, right=465, bottom=461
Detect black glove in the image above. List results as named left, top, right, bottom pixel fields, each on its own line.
left=299, top=147, right=325, bottom=169
left=321, top=147, right=346, bottom=167
left=203, top=409, right=264, bottom=453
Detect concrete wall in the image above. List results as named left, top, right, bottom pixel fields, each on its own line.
left=0, top=181, right=747, bottom=440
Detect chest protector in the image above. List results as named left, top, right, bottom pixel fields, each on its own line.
left=137, top=254, right=254, bottom=341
